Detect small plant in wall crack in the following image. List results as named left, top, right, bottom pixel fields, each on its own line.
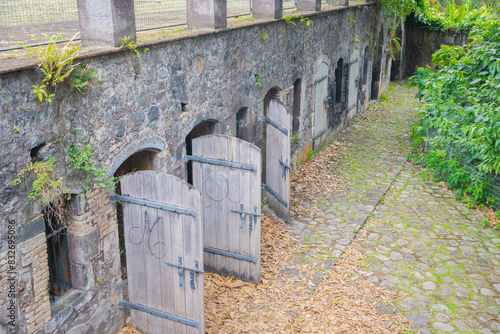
left=13, top=135, right=120, bottom=230
left=262, top=33, right=269, bottom=40
left=67, top=136, right=121, bottom=193
left=284, top=10, right=298, bottom=25
left=69, top=64, right=100, bottom=93
left=23, top=33, right=99, bottom=104
left=255, top=73, right=263, bottom=87
left=283, top=10, right=314, bottom=27
left=300, top=16, right=313, bottom=27
left=120, top=36, right=149, bottom=55
left=13, top=157, right=69, bottom=206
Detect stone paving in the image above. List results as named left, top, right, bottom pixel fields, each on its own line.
left=360, top=163, right=500, bottom=333
left=268, top=83, right=500, bottom=333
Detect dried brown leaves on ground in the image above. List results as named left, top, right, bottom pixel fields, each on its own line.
left=117, top=316, right=144, bottom=334
left=291, top=142, right=345, bottom=216
left=204, top=216, right=410, bottom=333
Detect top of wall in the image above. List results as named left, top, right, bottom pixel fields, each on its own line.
left=0, top=3, right=374, bottom=75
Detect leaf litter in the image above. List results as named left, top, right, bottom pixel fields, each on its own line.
left=204, top=216, right=411, bottom=333
left=118, top=217, right=410, bottom=333
left=290, top=141, right=346, bottom=216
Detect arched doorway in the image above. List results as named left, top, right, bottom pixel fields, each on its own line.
left=236, top=107, right=257, bottom=144
left=114, top=150, right=156, bottom=275
left=262, top=87, right=291, bottom=222
left=313, top=61, right=329, bottom=149
left=185, top=120, right=220, bottom=184
left=371, top=23, right=385, bottom=100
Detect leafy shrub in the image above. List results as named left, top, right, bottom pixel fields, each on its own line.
left=413, top=0, right=496, bottom=32
left=409, top=21, right=500, bottom=205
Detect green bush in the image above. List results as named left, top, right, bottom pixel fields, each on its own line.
left=413, top=0, right=496, bottom=32
left=409, top=21, right=500, bottom=205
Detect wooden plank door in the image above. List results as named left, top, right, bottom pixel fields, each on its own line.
left=119, top=171, right=204, bottom=334
left=348, top=49, right=360, bottom=119
left=313, top=61, right=330, bottom=149
left=264, top=99, right=291, bottom=222
left=187, top=134, right=262, bottom=283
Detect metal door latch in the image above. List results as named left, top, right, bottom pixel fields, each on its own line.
left=230, top=204, right=263, bottom=230
left=279, top=156, right=292, bottom=179
left=165, top=257, right=204, bottom=289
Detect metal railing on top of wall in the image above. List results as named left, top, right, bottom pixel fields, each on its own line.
left=0, top=0, right=305, bottom=51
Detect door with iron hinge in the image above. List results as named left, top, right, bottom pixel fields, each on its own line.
left=348, top=50, right=360, bottom=119
left=313, top=62, right=330, bottom=150
left=186, top=134, right=262, bottom=283
left=118, top=171, right=204, bottom=334
left=263, top=99, right=291, bottom=222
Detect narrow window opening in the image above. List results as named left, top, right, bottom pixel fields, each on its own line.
left=335, top=58, right=344, bottom=104
left=44, top=198, right=72, bottom=302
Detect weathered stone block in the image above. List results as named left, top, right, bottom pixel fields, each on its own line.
left=68, top=228, right=100, bottom=265
left=187, top=0, right=227, bottom=30
left=252, top=0, right=282, bottom=20
left=77, top=0, right=136, bottom=47
left=19, top=216, right=45, bottom=243
left=297, top=0, right=321, bottom=11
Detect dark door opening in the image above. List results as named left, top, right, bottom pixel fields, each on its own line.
left=114, top=150, right=154, bottom=275
left=185, top=120, right=219, bottom=185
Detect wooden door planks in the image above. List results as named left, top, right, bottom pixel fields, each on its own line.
left=121, top=171, right=204, bottom=333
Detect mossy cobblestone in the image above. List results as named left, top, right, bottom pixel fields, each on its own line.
left=277, top=83, right=500, bottom=333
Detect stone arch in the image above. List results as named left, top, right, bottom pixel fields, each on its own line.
left=185, top=119, right=221, bottom=184
left=108, top=137, right=165, bottom=176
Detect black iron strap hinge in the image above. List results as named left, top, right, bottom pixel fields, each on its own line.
left=112, top=195, right=196, bottom=217
left=119, top=301, right=199, bottom=328
left=184, top=155, right=257, bottom=172
left=312, top=129, right=326, bottom=143
left=262, top=184, right=288, bottom=208
left=263, top=116, right=288, bottom=136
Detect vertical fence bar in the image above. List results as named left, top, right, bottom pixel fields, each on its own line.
left=64, top=231, right=72, bottom=290
left=47, top=238, right=55, bottom=302
left=50, top=238, right=60, bottom=300
left=57, top=234, right=67, bottom=294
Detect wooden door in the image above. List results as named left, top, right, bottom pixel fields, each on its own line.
left=187, top=134, right=262, bottom=283
left=119, top=171, right=204, bottom=334
left=348, top=50, right=360, bottom=119
left=264, top=99, right=291, bottom=222
left=313, top=62, right=329, bottom=149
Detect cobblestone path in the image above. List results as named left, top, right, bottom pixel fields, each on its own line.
left=278, top=83, right=500, bottom=333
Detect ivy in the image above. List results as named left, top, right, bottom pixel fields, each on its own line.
left=14, top=136, right=120, bottom=229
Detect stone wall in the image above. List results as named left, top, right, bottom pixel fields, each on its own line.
left=403, top=17, right=470, bottom=77
left=0, top=4, right=392, bottom=333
